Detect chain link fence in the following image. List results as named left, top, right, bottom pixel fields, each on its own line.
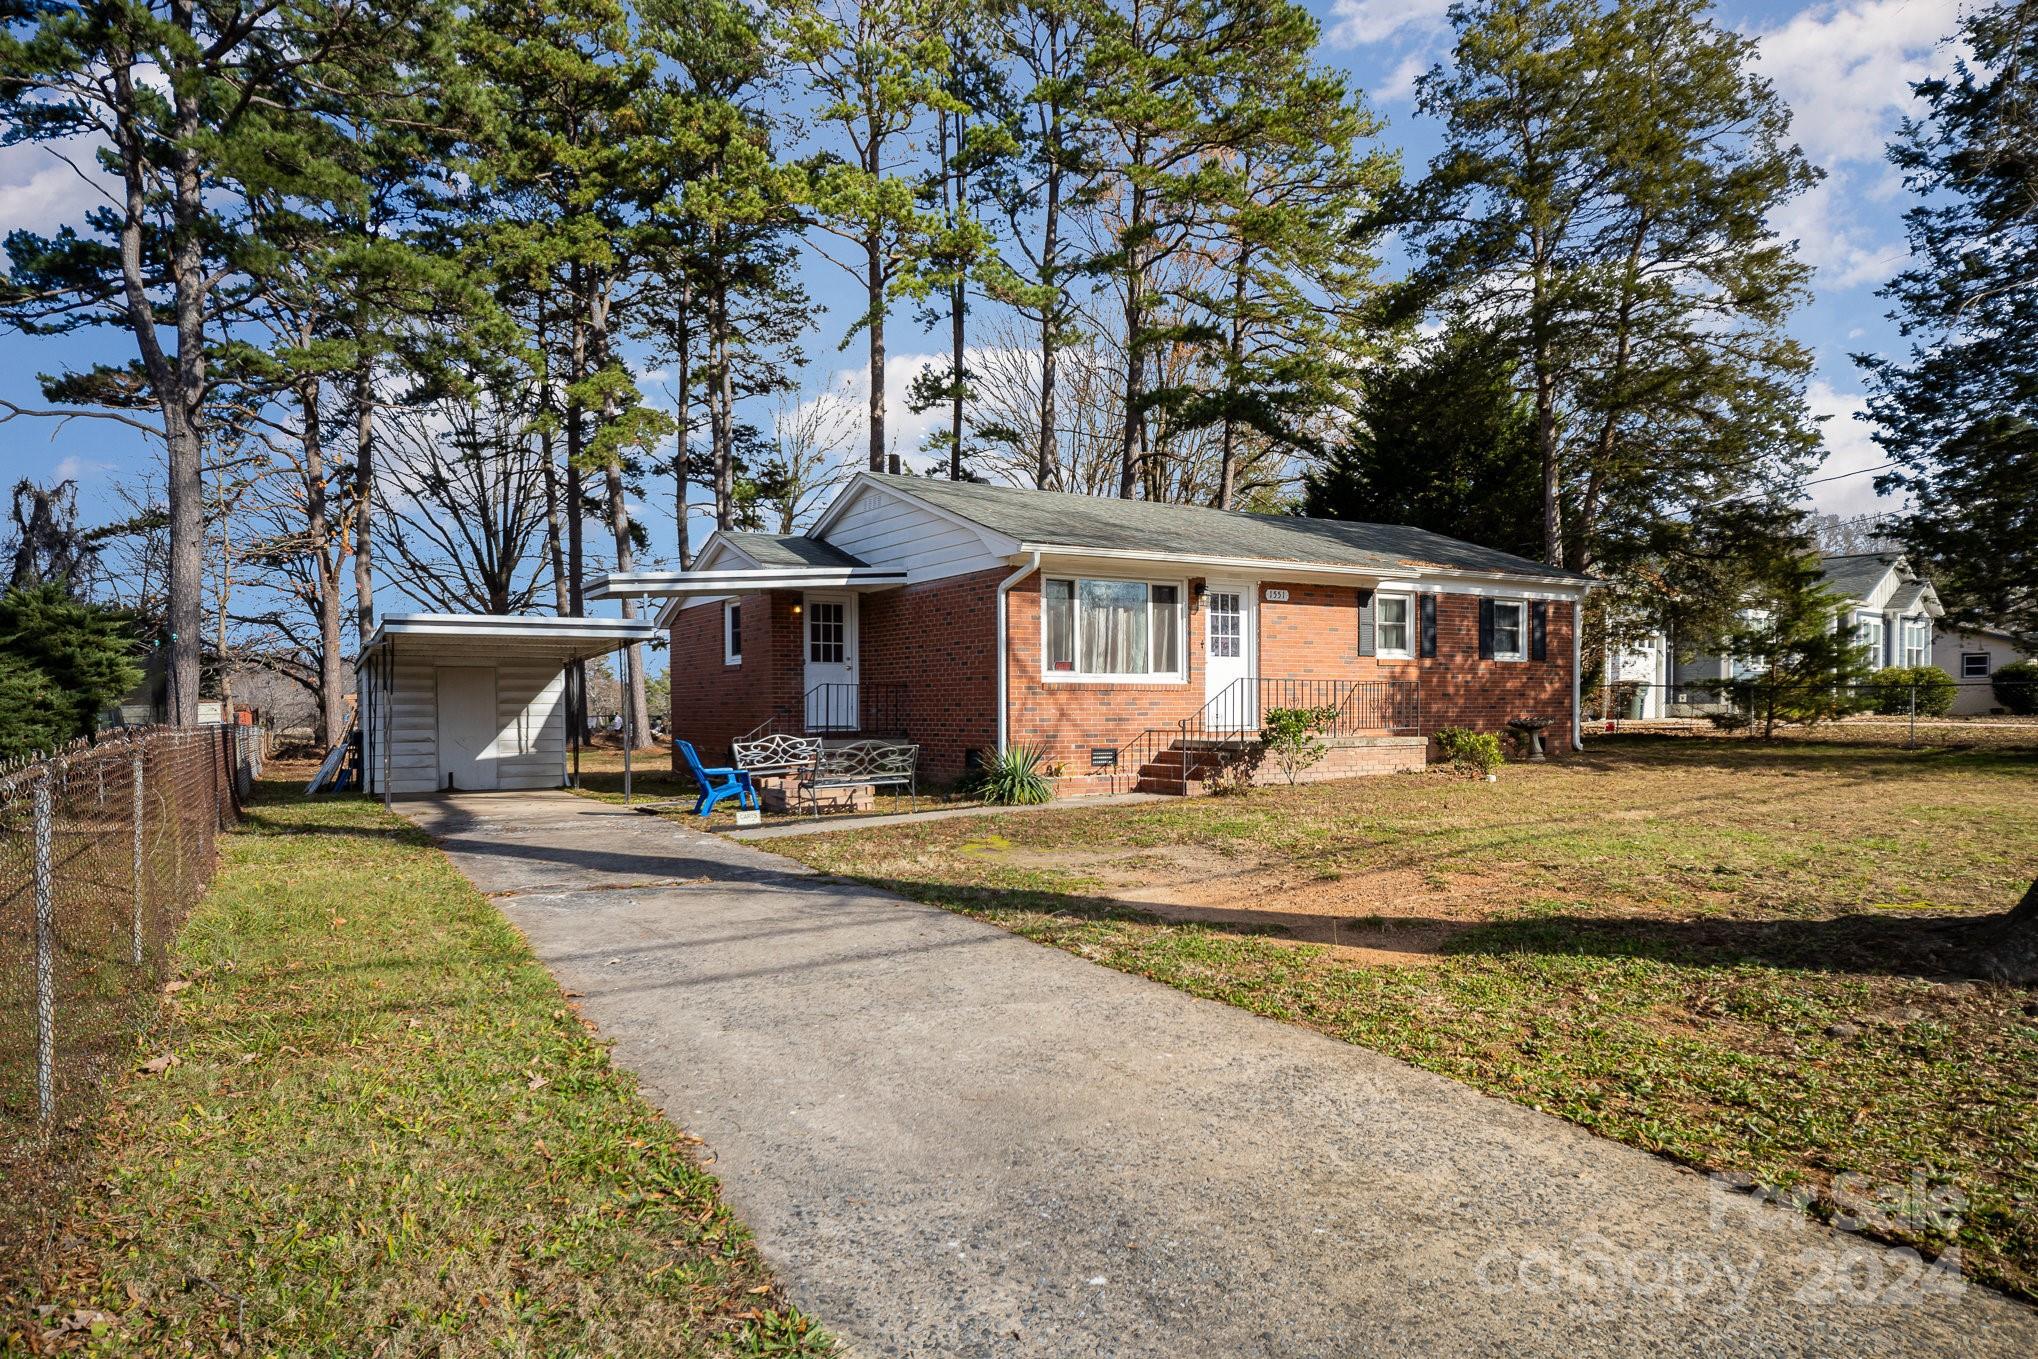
left=0, top=725, right=262, bottom=1280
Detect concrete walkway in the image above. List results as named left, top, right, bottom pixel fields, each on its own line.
left=403, top=790, right=2033, bottom=1358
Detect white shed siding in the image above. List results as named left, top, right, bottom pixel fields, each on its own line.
left=820, top=485, right=1006, bottom=581
left=365, top=642, right=571, bottom=795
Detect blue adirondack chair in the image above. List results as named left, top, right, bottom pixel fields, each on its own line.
left=675, top=740, right=758, bottom=820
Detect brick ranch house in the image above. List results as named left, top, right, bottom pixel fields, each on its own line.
left=594, top=474, right=1594, bottom=794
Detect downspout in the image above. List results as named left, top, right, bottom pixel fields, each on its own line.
left=994, top=551, right=1042, bottom=755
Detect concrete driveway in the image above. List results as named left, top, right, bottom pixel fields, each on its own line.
left=403, top=790, right=2034, bottom=1358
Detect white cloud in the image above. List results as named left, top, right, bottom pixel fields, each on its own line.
left=50, top=454, right=116, bottom=484
left=1327, top=0, right=1453, bottom=47
left=1751, top=0, right=1961, bottom=167
left=1803, top=381, right=1904, bottom=517
left=1771, top=168, right=1909, bottom=290
left=0, top=136, right=117, bottom=237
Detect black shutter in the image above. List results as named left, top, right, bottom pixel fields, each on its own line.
left=1531, top=600, right=1548, bottom=661
left=1478, top=597, right=1495, bottom=659
left=1357, top=588, right=1376, bottom=657
left=1419, top=593, right=1437, bottom=658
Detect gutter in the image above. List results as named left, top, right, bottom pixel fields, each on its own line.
left=994, top=551, right=1042, bottom=754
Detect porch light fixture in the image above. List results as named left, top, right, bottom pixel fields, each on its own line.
left=790, top=602, right=802, bottom=615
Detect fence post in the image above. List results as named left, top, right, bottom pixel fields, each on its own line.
left=132, top=746, right=145, bottom=967
left=34, top=768, right=56, bottom=1131
left=1908, top=681, right=1918, bottom=749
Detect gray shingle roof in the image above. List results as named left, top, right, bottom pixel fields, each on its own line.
left=722, top=532, right=867, bottom=569
left=1817, top=553, right=1900, bottom=602
left=870, top=474, right=1591, bottom=583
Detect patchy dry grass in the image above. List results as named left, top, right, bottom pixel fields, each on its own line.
left=775, top=737, right=2038, bottom=1301
left=5, top=783, right=830, bottom=1357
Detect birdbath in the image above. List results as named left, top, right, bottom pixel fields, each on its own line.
left=1507, top=716, right=1551, bottom=762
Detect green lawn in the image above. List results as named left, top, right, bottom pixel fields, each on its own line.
left=6, top=783, right=830, bottom=1357
left=773, top=737, right=2038, bottom=1301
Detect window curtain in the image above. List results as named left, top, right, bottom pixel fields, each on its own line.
left=1080, top=579, right=1148, bottom=674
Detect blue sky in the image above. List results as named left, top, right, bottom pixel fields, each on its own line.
left=0, top=0, right=1967, bottom=604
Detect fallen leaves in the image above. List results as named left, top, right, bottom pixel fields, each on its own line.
left=137, top=1053, right=180, bottom=1076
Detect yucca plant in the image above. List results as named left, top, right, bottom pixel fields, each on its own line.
left=973, top=742, right=1055, bottom=805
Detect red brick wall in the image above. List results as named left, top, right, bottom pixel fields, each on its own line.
left=858, top=568, right=1004, bottom=782
left=1005, top=577, right=1575, bottom=768
left=1417, top=593, right=1576, bottom=741
left=667, top=591, right=804, bottom=766
left=1004, top=573, right=1210, bottom=776
left=670, top=570, right=1579, bottom=778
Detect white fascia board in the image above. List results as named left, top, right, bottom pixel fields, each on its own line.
left=809, top=473, right=1023, bottom=557
left=1021, top=544, right=1593, bottom=598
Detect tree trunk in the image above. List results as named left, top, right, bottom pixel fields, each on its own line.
left=1118, top=150, right=1147, bottom=500
left=566, top=266, right=587, bottom=619
left=536, top=306, right=569, bottom=615
left=712, top=275, right=734, bottom=530
left=165, top=8, right=207, bottom=723
left=674, top=282, right=693, bottom=568
left=1218, top=246, right=1249, bottom=511
left=868, top=235, right=888, bottom=473
left=350, top=358, right=377, bottom=648
left=300, top=376, right=345, bottom=748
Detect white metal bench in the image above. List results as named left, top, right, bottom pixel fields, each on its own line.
left=801, top=740, right=919, bottom=816
left=732, top=733, right=823, bottom=778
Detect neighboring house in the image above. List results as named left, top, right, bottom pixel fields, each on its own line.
left=1933, top=625, right=2035, bottom=716
left=1608, top=552, right=1945, bottom=719
left=595, top=473, right=1594, bottom=794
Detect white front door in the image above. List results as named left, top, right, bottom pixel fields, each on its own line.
left=1204, top=583, right=1255, bottom=730
left=436, top=666, right=500, bottom=791
left=802, top=592, right=858, bottom=730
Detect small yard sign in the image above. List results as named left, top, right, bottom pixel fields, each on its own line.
left=735, top=808, right=762, bottom=828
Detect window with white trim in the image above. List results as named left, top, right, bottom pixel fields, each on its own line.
left=1491, top=599, right=1526, bottom=662
left=1043, top=577, right=1183, bottom=678
left=1376, top=592, right=1412, bottom=658
left=1962, top=651, right=1990, bottom=679
left=1855, top=613, right=1884, bottom=662
left=723, top=601, right=742, bottom=665
left=1902, top=618, right=1931, bottom=668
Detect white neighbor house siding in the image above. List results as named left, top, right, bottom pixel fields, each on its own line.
left=1933, top=627, right=2034, bottom=716
left=363, top=643, right=568, bottom=796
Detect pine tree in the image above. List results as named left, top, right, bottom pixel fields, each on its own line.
left=1304, top=327, right=1542, bottom=558
left=0, top=583, right=142, bottom=750
left=1860, top=0, right=2038, bottom=648
left=785, top=0, right=958, bottom=472
left=1398, top=0, right=1819, bottom=578
left=0, top=0, right=410, bottom=724
left=1722, top=554, right=1877, bottom=740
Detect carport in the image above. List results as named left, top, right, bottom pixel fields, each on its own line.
left=355, top=614, right=663, bottom=806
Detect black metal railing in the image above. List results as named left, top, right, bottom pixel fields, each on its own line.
left=1110, top=677, right=1421, bottom=795
left=736, top=682, right=909, bottom=745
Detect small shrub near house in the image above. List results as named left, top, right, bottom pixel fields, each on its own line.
left=1994, top=659, right=2038, bottom=715
left=974, top=742, right=1055, bottom=805
left=1435, top=726, right=1504, bottom=776
left=1865, top=665, right=1956, bottom=716
left=1257, top=705, right=1339, bottom=786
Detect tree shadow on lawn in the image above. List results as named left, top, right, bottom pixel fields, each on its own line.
left=878, top=874, right=2037, bottom=985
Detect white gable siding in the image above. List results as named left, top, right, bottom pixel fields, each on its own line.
left=820, top=484, right=1007, bottom=581
left=1858, top=567, right=1902, bottom=612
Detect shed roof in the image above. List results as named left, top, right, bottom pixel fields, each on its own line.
left=356, top=614, right=661, bottom=669
left=859, top=474, right=1592, bottom=584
